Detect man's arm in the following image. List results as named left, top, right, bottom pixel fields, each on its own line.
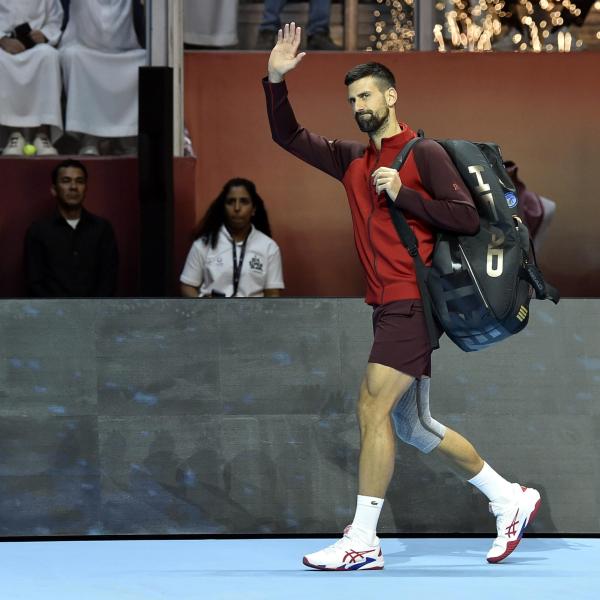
left=39, top=0, right=64, bottom=46
left=95, top=222, right=119, bottom=297
left=264, top=23, right=363, bottom=181
left=394, top=140, right=479, bottom=235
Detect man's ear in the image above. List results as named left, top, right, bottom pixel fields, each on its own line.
left=50, top=185, right=57, bottom=198
left=386, top=87, right=397, bottom=107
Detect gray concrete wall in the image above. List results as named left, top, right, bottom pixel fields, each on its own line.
left=0, top=299, right=597, bottom=536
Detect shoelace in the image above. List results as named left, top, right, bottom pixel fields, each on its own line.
left=321, top=525, right=355, bottom=551
left=329, top=525, right=375, bottom=551
left=330, top=534, right=353, bottom=550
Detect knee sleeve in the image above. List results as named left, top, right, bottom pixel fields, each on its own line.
left=391, top=377, right=447, bottom=454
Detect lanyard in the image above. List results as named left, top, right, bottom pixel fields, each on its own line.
left=231, top=233, right=249, bottom=297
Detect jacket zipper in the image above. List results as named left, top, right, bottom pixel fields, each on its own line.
left=368, top=152, right=384, bottom=303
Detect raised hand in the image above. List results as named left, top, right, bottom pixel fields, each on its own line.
left=267, top=22, right=307, bottom=83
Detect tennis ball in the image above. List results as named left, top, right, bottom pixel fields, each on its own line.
left=23, top=144, right=37, bottom=156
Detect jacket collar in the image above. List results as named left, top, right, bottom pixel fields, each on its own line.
left=367, top=122, right=417, bottom=155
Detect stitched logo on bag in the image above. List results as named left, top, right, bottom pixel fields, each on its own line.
left=249, top=256, right=263, bottom=272
left=504, top=191, right=518, bottom=208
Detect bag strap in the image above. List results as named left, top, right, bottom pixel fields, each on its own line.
left=523, top=241, right=560, bottom=304
left=386, top=135, right=440, bottom=350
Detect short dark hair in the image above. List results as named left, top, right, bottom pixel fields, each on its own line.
left=344, top=62, right=396, bottom=90
left=51, top=159, right=88, bottom=185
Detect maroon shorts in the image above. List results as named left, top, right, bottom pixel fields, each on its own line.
left=368, top=299, right=437, bottom=378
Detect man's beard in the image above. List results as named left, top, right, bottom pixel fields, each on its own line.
left=355, top=107, right=389, bottom=133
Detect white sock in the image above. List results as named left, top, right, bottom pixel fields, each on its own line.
left=350, top=495, right=384, bottom=544
left=468, top=462, right=515, bottom=503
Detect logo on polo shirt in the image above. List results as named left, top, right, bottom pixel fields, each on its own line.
left=249, top=256, right=264, bottom=272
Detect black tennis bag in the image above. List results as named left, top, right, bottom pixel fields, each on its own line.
left=388, top=133, right=559, bottom=352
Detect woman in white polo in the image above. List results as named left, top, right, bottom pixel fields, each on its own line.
left=180, top=178, right=284, bottom=298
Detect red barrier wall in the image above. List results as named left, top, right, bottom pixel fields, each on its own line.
left=184, top=51, right=600, bottom=298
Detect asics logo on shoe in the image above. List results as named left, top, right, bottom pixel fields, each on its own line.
left=343, top=549, right=376, bottom=564
left=504, top=509, right=520, bottom=537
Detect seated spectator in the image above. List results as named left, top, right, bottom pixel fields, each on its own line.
left=0, top=0, right=63, bottom=156
left=24, top=159, right=119, bottom=297
left=59, top=0, right=145, bottom=155
left=255, top=0, right=340, bottom=50
left=180, top=178, right=284, bottom=298
left=183, top=0, right=239, bottom=49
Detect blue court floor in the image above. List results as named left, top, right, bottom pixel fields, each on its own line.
left=1, top=537, right=598, bottom=600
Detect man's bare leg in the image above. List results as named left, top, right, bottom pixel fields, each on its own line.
left=434, top=427, right=484, bottom=478
left=303, top=362, right=412, bottom=570
left=357, top=362, right=414, bottom=497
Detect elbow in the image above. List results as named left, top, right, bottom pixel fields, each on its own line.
left=464, top=208, right=480, bottom=235
left=271, top=131, right=294, bottom=150
left=467, top=217, right=480, bottom=236
left=270, top=131, right=285, bottom=148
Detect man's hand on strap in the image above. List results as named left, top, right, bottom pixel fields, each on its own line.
left=372, top=167, right=403, bottom=200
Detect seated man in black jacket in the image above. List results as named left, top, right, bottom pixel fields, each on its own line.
left=24, top=159, right=119, bottom=297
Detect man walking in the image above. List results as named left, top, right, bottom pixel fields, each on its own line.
left=262, top=23, right=540, bottom=570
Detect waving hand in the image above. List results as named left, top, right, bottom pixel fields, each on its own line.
left=268, top=22, right=307, bottom=83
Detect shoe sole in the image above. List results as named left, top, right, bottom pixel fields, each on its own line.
left=487, top=490, right=541, bottom=564
left=302, top=556, right=384, bottom=571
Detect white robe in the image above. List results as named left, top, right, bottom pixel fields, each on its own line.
left=183, top=0, right=239, bottom=47
left=60, top=0, right=146, bottom=137
left=0, top=0, right=63, bottom=140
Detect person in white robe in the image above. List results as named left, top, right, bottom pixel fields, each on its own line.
left=60, top=0, right=146, bottom=155
left=0, top=0, right=63, bottom=156
left=183, top=0, right=239, bottom=48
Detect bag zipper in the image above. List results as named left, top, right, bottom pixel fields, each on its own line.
left=458, top=244, right=489, bottom=310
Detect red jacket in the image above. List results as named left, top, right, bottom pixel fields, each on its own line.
left=263, top=79, right=479, bottom=305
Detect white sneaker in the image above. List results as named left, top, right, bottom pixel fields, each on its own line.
left=303, top=525, right=384, bottom=571
left=33, top=133, right=58, bottom=156
left=487, top=483, right=541, bottom=564
left=2, top=131, right=26, bottom=156
left=79, top=134, right=100, bottom=156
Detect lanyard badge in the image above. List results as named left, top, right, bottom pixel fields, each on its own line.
left=231, top=234, right=249, bottom=297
